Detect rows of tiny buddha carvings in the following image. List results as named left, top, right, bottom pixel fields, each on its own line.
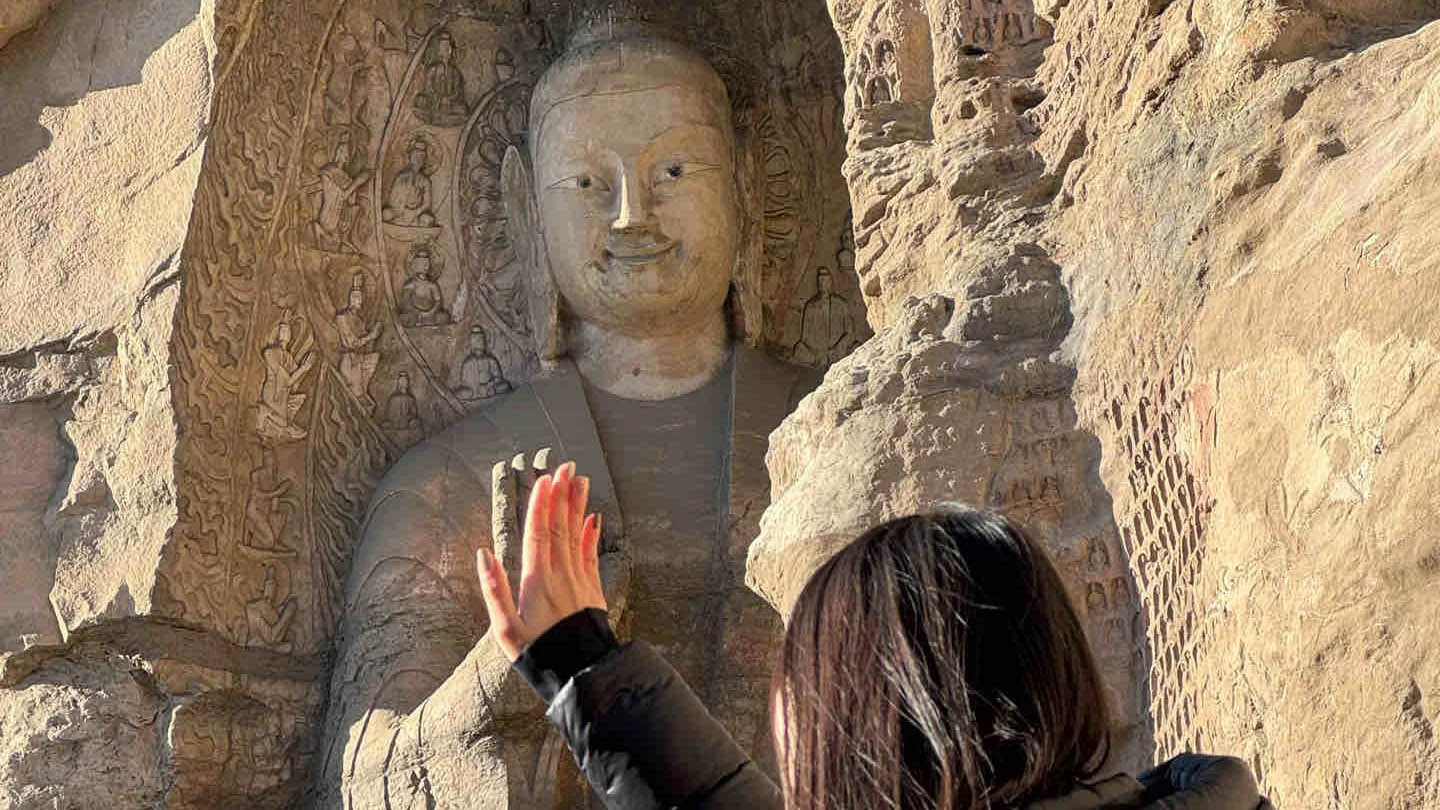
left=1102, top=345, right=1220, bottom=755
left=988, top=397, right=1149, bottom=735
left=947, top=247, right=1148, bottom=743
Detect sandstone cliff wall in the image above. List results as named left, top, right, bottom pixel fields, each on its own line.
left=0, top=0, right=214, bottom=806
left=753, top=1, right=1440, bottom=808
left=2, top=0, right=1438, bottom=807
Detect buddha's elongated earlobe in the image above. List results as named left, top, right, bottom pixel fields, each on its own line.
left=502, top=145, right=562, bottom=365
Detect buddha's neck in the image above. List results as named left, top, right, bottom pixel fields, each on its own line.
left=569, top=314, right=730, bottom=401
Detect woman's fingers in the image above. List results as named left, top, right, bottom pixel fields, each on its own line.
left=549, top=463, right=573, bottom=572
left=581, top=513, right=605, bottom=607
left=571, top=475, right=590, bottom=571
left=522, top=473, right=553, bottom=578
left=477, top=548, right=525, bottom=660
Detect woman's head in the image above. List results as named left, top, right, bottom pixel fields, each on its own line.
left=774, top=506, right=1110, bottom=810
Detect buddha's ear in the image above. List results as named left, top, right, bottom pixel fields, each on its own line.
left=502, top=145, right=561, bottom=365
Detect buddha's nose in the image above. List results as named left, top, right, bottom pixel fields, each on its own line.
left=611, top=170, right=654, bottom=234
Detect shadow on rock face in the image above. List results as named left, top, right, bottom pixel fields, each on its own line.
left=748, top=246, right=1157, bottom=771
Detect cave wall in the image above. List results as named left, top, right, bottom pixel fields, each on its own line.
left=0, top=0, right=214, bottom=806
left=2, top=0, right=859, bottom=807
left=3, top=0, right=1440, bottom=807
left=753, top=1, right=1440, bottom=808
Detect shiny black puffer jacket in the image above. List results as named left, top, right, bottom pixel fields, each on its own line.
left=513, top=610, right=1269, bottom=810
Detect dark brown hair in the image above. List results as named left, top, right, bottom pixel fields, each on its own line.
left=774, top=507, right=1111, bottom=810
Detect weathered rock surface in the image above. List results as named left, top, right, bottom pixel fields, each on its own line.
left=1046, top=5, right=1440, bottom=806
left=751, top=0, right=1440, bottom=807
left=2, top=0, right=1439, bottom=806
left=0, top=0, right=215, bottom=805
left=0, top=653, right=169, bottom=809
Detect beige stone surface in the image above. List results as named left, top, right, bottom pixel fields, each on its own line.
left=1045, top=7, right=1440, bottom=805
left=0, top=0, right=214, bottom=634
left=2, top=0, right=1439, bottom=805
left=0, top=0, right=216, bottom=805
left=0, top=653, right=169, bottom=809
left=750, top=0, right=1440, bottom=806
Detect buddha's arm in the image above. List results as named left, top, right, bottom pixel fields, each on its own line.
left=321, top=444, right=523, bottom=807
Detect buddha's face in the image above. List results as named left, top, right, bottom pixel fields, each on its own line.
left=532, top=43, right=738, bottom=335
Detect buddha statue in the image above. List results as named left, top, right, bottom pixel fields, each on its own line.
left=791, top=266, right=857, bottom=365
left=382, top=138, right=438, bottom=228
left=413, top=29, right=469, bottom=127
left=455, top=325, right=512, bottom=403
left=397, top=245, right=452, bottom=327
left=320, top=26, right=820, bottom=810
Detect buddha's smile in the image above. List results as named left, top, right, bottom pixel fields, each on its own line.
left=602, top=233, right=679, bottom=270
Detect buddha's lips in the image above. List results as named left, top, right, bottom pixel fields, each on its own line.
left=605, top=239, right=677, bottom=268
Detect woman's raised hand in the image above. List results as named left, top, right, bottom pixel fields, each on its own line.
left=477, top=461, right=607, bottom=661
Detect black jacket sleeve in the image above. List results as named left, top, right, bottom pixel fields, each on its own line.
left=1138, top=754, right=1269, bottom=809
left=513, top=609, right=782, bottom=810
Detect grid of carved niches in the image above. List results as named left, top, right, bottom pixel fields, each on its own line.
left=1105, top=348, right=1218, bottom=755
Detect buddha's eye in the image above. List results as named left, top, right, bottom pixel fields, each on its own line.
left=654, top=161, right=718, bottom=185
left=549, top=173, right=609, bottom=192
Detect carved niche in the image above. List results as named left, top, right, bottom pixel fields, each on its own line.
left=161, top=1, right=860, bottom=806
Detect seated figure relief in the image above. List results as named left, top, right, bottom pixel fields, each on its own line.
left=397, top=244, right=453, bottom=327
left=382, top=137, right=438, bottom=228
left=413, top=29, right=470, bottom=127
left=321, top=24, right=822, bottom=810
left=456, top=325, right=513, bottom=403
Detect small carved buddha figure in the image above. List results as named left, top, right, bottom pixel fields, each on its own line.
left=380, top=371, right=421, bottom=433
left=791, top=266, right=857, bottom=365
left=322, top=24, right=819, bottom=810
left=397, top=246, right=451, bottom=327
left=455, top=325, right=511, bottom=402
left=382, top=138, right=437, bottom=227
left=413, top=29, right=468, bottom=127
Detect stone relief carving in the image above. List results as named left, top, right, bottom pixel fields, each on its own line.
left=322, top=19, right=837, bottom=808
left=165, top=2, right=856, bottom=806
left=305, top=129, right=372, bottom=252
left=241, top=447, right=297, bottom=555
left=255, top=316, right=316, bottom=442
left=454, top=324, right=512, bottom=401
left=382, top=136, right=439, bottom=227
left=790, top=266, right=860, bottom=365
left=244, top=564, right=298, bottom=650
left=396, top=243, right=453, bottom=326
left=335, top=273, right=384, bottom=412
left=1098, top=344, right=1218, bottom=753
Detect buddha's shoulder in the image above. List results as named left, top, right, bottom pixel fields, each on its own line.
left=372, top=385, right=547, bottom=501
